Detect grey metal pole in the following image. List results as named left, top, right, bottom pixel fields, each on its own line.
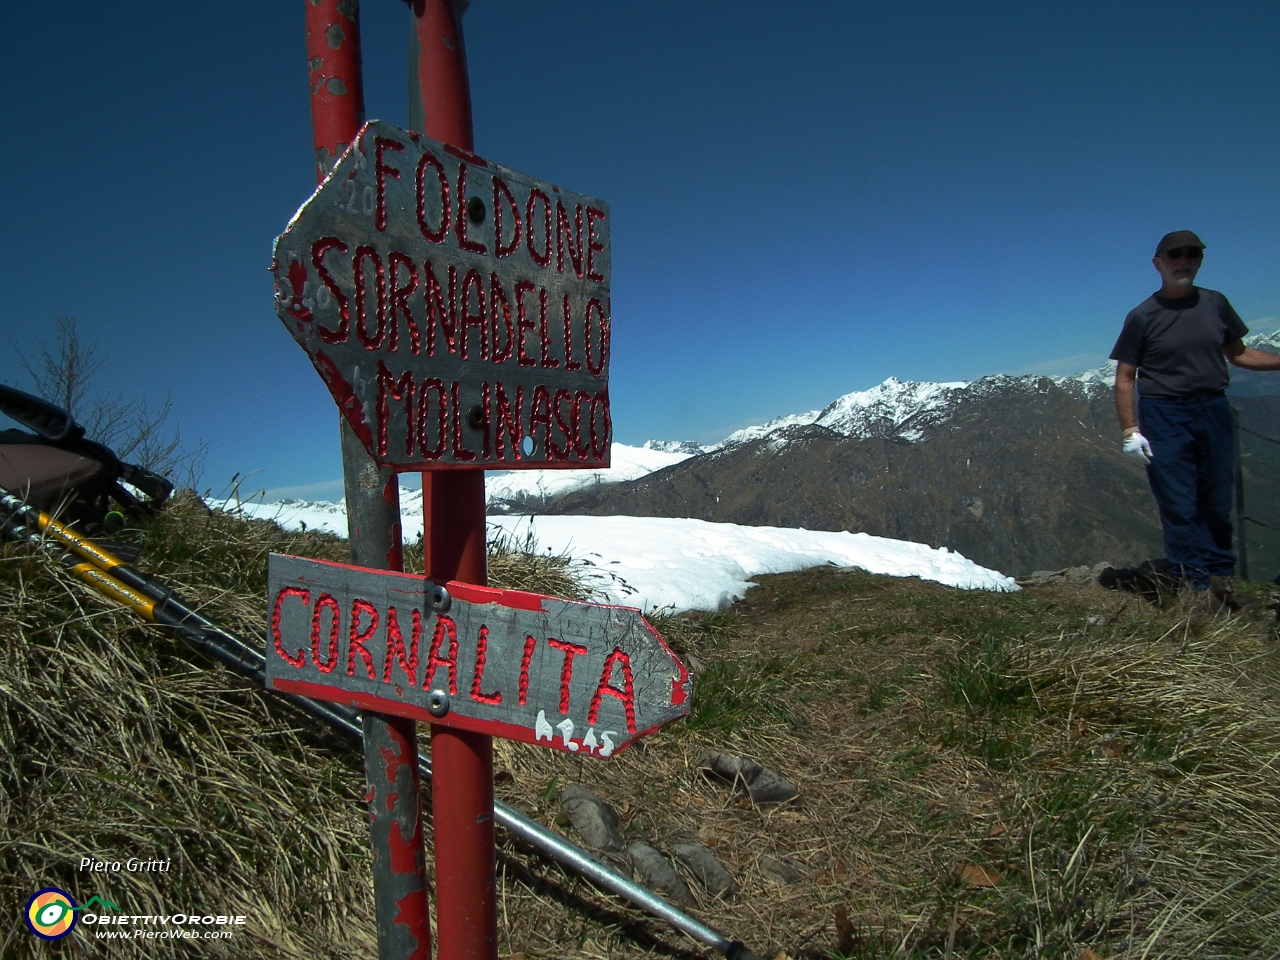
left=304, top=0, right=433, bottom=951
left=341, top=420, right=433, bottom=959
left=1232, top=405, right=1249, bottom=582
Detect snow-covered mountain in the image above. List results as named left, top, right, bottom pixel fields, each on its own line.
left=701, top=326, right=1275, bottom=451
left=704, top=371, right=1106, bottom=452
left=1249, top=329, right=1280, bottom=351
left=244, top=329, right=1276, bottom=519
left=712, top=377, right=971, bottom=448
left=486, top=443, right=695, bottom=513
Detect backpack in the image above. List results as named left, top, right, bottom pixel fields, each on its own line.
left=0, top=384, right=173, bottom=531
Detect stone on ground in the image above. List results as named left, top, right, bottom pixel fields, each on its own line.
left=759, top=854, right=804, bottom=886
left=627, top=842, right=693, bottom=907
left=672, top=842, right=737, bottom=899
left=560, top=784, right=625, bottom=854
left=698, top=750, right=799, bottom=804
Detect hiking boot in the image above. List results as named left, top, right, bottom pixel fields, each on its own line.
left=1209, top=576, right=1258, bottom=617
left=1100, top=559, right=1181, bottom=606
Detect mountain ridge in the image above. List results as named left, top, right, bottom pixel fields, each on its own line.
left=544, top=336, right=1280, bottom=577
left=245, top=333, right=1279, bottom=578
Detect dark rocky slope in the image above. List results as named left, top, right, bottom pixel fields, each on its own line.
left=549, top=376, right=1279, bottom=578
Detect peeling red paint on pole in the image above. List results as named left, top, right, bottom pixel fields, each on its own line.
left=382, top=473, right=406, bottom=574
left=306, top=0, right=366, bottom=183
left=408, top=0, right=473, bottom=153
left=363, top=710, right=433, bottom=959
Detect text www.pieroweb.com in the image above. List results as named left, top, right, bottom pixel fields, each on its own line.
left=83, top=913, right=245, bottom=941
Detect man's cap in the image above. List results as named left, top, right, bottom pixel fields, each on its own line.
left=1155, top=230, right=1206, bottom=257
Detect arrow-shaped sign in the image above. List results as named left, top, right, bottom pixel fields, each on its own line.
left=266, top=554, right=690, bottom=756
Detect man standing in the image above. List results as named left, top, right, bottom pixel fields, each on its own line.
left=1111, top=230, right=1280, bottom=602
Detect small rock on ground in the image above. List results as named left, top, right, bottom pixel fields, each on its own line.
left=560, top=784, right=625, bottom=854
left=698, top=750, right=799, bottom=805
left=672, top=842, right=737, bottom=899
left=759, top=854, right=805, bottom=885
left=1016, top=561, right=1113, bottom=588
left=627, top=842, right=693, bottom=906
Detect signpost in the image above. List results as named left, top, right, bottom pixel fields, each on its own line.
left=265, top=556, right=691, bottom=757
left=283, top=3, right=685, bottom=958
left=272, top=120, right=613, bottom=472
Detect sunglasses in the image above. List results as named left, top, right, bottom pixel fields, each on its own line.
left=1162, top=247, right=1203, bottom=260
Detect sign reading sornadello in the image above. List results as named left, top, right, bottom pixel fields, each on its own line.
left=272, top=119, right=611, bottom=472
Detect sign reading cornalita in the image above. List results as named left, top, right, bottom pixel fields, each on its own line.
left=265, top=554, right=691, bottom=757
left=272, top=120, right=611, bottom=471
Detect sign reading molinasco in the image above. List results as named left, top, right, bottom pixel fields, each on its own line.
left=272, top=120, right=611, bottom=471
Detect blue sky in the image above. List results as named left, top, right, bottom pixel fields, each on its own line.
left=3, top=2, right=1278, bottom=500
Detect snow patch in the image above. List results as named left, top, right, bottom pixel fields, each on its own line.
left=220, top=498, right=1017, bottom=613
left=490, top=516, right=1017, bottom=613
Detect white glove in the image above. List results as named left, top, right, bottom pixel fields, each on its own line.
left=1122, top=432, right=1153, bottom=464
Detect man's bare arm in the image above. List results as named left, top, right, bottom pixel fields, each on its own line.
left=1114, top=362, right=1139, bottom=433
left=1224, top=339, right=1280, bottom=371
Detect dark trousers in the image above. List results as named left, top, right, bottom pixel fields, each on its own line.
left=1138, top=394, right=1235, bottom=587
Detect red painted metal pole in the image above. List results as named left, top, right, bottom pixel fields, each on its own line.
left=410, top=3, right=498, bottom=958
left=306, top=0, right=365, bottom=182
left=305, top=4, right=433, bottom=959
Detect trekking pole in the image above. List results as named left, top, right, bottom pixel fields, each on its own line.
left=0, top=488, right=763, bottom=960
left=0, top=498, right=356, bottom=733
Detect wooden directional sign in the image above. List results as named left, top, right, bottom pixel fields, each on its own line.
left=266, top=554, right=691, bottom=756
left=272, top=119, right=612, bottom=472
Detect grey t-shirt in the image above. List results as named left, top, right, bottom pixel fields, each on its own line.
left=1109, top=288, right=1248, bottom=399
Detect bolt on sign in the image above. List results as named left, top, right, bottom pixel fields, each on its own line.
left=266, top=554, right=691, bottom=756
left=272, top=119, right=611, bottom=471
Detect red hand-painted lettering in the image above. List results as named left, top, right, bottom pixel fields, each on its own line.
left=348, top=598, right=379, bottom=679
left=311, top=593, right=342, bottom=673
left=382, top=606, right=422, bottom=686
left=547, top=638, right=589, bottom=714
left=373, top=137, right=404, bottom=232
left=272, top=587, right=310, bottom=668
left=469, top=624, right=502, bottom=705
left=415, top=150, right=450, bottom=243
left=518, top=634, right=537, bottom=705
left=425, top=614, right=459, bottom=695
left=588, top=648, right=636, bottom=734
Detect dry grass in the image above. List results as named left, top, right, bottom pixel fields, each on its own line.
left=0, top=495, right=374, bottom=959
left=490, top=570, right=1280, bottom=959
left=3, top=497, right=1279, bottom=959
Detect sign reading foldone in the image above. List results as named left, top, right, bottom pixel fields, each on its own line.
left=272, top=120, right=611, bottom=472
left=265, top=554, right=691, bottom=756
